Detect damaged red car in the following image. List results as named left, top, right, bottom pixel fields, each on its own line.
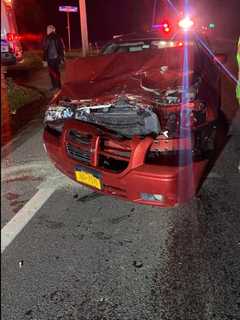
left=43, top=32, right=231, bottom=207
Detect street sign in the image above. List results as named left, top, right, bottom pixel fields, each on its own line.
left=59, top=6, right=78, bottom=13
left=59, top=6, right=78, bottom=51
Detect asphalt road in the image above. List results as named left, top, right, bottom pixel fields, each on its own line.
left=1, top=39, right=240, bottom=320
left=1, top=127, right=240, bottom=320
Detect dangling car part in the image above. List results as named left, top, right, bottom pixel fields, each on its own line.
left=45, top=95, right=161, bottom=138
left=43, top=33, right=234, bottom=207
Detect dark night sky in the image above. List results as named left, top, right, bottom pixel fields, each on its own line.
left=15, top=0, right=240, bottom=49
left=15, top=0, right=156, bottom=47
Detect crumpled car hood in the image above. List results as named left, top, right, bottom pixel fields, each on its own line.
left=61, top=48, right=194, bottom=101
left=51, top=48, right=198, bottom=137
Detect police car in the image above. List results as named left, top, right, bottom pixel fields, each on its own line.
left=1, top=38, right=17, bottom=65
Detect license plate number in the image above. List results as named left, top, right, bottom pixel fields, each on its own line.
left=75, top=168, right=102, bottom=190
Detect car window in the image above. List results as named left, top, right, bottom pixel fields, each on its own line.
left=117, top=42, right=146, bottom=53
left=129, top=46, right=144, bottom=52
left=102, top=43, right=118, bottom=54
left=101, top=41, right=152, bottom=55
left=101, top=40, right=187, bottom=55
left=115, top=46, right=128, bottom=53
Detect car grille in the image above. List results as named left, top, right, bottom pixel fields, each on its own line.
left=98, top=138, right=131, bottom=173
left=66, top=129, right=95, bottom=164
left=65, top=129, right=131, bottom=172
left=66, top=143, right=91, bottom=163
left=68, top=129, right=92, bottom=145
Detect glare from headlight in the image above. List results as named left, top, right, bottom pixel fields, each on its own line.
left=44, top=105, right=74, bottom=123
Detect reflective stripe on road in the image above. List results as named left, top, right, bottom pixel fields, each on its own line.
left=1, top=186, right=57, bottom=253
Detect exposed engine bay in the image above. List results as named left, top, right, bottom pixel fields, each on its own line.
left=45, top=79, right=212, bottom=138
left=45, top=95, right=161, bottom=138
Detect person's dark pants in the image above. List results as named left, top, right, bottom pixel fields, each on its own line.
left=47, top=58, right=61, bottom=89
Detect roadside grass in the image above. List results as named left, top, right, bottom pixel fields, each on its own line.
left=4, top=47, right=100, bottom=113
left=7, top=78, right=42, bottom=113
left=22, top=51, right=43, bottom=69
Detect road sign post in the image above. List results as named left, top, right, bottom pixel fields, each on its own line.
left=67, top=12, right=71, bottom=51
left=59, top=6, right=78, bottom=51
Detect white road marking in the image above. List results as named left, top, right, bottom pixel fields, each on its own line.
left=1, top=171, right=84, bottom=253
left=1, top=161, right=54, bottom=180
left=1, top=186, right=56, bottom=253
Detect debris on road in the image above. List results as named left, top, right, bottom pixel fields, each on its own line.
left=133, top=260, right=143, bottom=268
left=18, top=260, right=24, bottom=268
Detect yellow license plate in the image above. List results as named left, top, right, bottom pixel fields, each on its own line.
left=75, top=170, right=102, bottom=190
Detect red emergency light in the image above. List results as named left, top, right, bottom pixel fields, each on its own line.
left=162, top=21, right=171, bottom=33
left=7, top=33, right=15, bottom=41
left=164, top=26, right=171, bottom=33
left=7, top=32, right=42, bottom=42
left=7, top=33, right=21, bottom=41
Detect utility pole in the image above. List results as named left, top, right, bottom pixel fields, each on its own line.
left=67, top=11, right=71, bottom=51
left=79, top=0, right=89, bottom=57
left=152, top=0, right=158, bottom=27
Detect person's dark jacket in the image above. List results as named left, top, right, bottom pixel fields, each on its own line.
left=43, top=32, right=65, bottom=62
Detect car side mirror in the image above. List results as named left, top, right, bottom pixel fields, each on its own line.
left=214, top=53, right=227, bottom=64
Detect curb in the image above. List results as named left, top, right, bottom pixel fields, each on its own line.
left=1, top=95, right=49, bottom=146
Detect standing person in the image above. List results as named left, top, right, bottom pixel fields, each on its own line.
left=237, top=36, right=240, bottom=105
left=236, top=36, right=240, bottom=172
left=42, top=25, right=65, bottom=91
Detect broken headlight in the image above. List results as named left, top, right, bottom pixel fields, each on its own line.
left=158, top=85, right=197, bottom=105
left=44, top=105, right=74, bottom=123
left=44, top=95, right=161, bottom=138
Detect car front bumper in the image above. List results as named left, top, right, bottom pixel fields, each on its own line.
left=43, top=121, right=208, bottom=207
